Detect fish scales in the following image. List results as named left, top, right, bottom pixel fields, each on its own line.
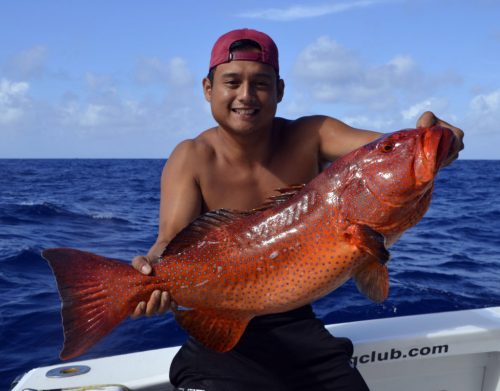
left=42, top=126, right=456, bottom=359
left=157, top=188, right=352, bottom=312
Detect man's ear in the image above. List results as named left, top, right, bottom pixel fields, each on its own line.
left=203, top=77, right=212, bottom=102
left=277, top=79, right=285, bottom=103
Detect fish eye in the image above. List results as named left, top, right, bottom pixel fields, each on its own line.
left=379, top=142, right=394, bottom=153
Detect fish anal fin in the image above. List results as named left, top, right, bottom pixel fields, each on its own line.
left=345, top=224, right=390, bottom=264
left=353, top=260, right=389, bottom=303
left=173, top=308, right=251, bottom=352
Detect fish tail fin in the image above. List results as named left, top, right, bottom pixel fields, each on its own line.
left=42, top=248, right=147, bottom=360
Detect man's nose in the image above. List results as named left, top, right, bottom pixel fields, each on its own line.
left=238, top=81, right=256, bottom=101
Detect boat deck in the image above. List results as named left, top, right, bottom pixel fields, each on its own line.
left=12, top=307, right=500, bottom=391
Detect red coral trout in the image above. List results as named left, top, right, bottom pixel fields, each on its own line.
left=43, top=126, right=455, bottom=360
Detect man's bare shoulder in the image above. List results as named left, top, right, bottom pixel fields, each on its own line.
left=164, top=128, right=217, bottom=178
left=169, top=128, right=216, bottom=160
left=284, top=114, right=342, bottom=130
left=278, top=115, right=334, bottom=136
left=275, top=115, right=330, bottom=146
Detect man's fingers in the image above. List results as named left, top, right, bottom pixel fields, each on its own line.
left=132, top=255, right=152, bottom=275
left=131, top=301, right=146, bottom=319
left=130, top=290, right=173, bottom=319
left=145, top=290, right=162, bottom=316
left=435, top=118, right=464, bottom=157
left=416, top=111, right=437, bottom=128
left=157, top=291, right=172, bottom=315
left=417, top=111, right=464, bottom=160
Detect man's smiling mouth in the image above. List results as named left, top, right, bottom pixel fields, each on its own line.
left=232, top=108, right=259, bottom=115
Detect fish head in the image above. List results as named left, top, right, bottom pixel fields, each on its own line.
left=335, top=126, right=455, bottom=245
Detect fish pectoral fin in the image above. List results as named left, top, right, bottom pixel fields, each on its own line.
left=346, top=224, right=390, bottom=302
left=353, top=260, right=389, bottom=303
left=173, top=307, right=251, bottom=352
left=345, top=224, right=390, bottom=264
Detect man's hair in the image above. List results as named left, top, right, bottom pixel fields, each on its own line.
left=229, top=39, right=261, bottom=52
left=207, top=39, right=280, bottom=82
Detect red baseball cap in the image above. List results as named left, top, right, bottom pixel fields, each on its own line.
left=209, top=28, right=279, bottom=73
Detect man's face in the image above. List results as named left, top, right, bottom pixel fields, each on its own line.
left=203, top=59, right=284, bottom=136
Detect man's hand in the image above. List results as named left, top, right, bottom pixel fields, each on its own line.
left=130, top=254, right=175, bottom=318
left=416, top=111, right=464, bottom=167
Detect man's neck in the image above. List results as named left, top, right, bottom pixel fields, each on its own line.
left=215, top=121, right=280, bottom=166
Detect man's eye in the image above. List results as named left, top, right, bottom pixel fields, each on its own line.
left=225, top=80, right=240, bottom=87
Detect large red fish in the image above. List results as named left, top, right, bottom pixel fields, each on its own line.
left=43, top=126, right=455, bottom=360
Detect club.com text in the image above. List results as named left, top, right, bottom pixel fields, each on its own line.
left=351, top=344, right=449, bottom=367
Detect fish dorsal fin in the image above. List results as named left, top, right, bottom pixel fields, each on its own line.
left=173, top=307, right=252, bottom=352
left=162, top=185, right=305, bottom=256
left=162, top=209, right=252, bottom=256
left=344, top=224, right=390, bottom=303
left=251, top=184, right=306, bottom=212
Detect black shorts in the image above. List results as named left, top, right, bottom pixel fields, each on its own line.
left=170, top=306, right=369, bottom=391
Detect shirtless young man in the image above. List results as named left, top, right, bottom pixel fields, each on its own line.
left=131, top=29, right=464, bottom=390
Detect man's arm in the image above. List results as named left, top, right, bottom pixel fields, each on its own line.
left=131, top=140, right=202, bottom=317
left=305, top=115, right=381, bottom=161
left=312, top=112, right=463, bottom=163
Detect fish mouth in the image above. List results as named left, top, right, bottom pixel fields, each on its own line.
left=415, top=126, right=454, bottom=184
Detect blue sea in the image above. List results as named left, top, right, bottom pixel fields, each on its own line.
left=1, top=159, right=500, bottom=389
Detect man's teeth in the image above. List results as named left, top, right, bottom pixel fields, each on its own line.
left=233, top=109, right=257, bottom=115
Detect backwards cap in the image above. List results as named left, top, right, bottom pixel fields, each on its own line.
left=209, top=28, right=279, bottom=73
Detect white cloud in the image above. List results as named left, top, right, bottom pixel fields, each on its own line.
left=294, top=37, right=361, bottom=82
left=368, top=55, right=419, bottom=88
left=465, top=89, right=500, bottom=136
left=238, top=0, right=391, bottom=21
left=53, top=57, right=198, bottom=135
left=59, top=96, right=139, bottom=131
left=49, top=87, right=209, bottom=157
left=401, top=98, right=448, bottom=121
left=340, top=114, right=397, bottom=131
left=56, top=71, right=205, bottom=139
left=292, top=36, right=459, bottom=111
left=0, top=78, right=30, bottom=125
left=293, top=36, right=395, bottom=108
left=4, top=45, right=48, bottom=79
left=450, top=88, right=500, bottom=159
left=470, top=89, right=500, bottom=115
left=85, top=73, right=117, bottom=94
left=135, top=57, right=193, bottom=87
left=80, top=104, right=106, bottom=127
left=0, top=52, right=211, bottom=157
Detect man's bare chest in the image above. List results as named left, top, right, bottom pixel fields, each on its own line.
left=199, top=153, right=319, bottom=211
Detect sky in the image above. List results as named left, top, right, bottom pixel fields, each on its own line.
left=0, top=0, right=499, bottom=159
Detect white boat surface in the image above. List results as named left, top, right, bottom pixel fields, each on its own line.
left=12, top=306, right=500, bottom=391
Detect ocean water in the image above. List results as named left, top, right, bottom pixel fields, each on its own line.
left=1, top=159, right=500, bottom=389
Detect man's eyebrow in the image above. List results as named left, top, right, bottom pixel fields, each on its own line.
left=220, top=72, right=240, bottom=78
